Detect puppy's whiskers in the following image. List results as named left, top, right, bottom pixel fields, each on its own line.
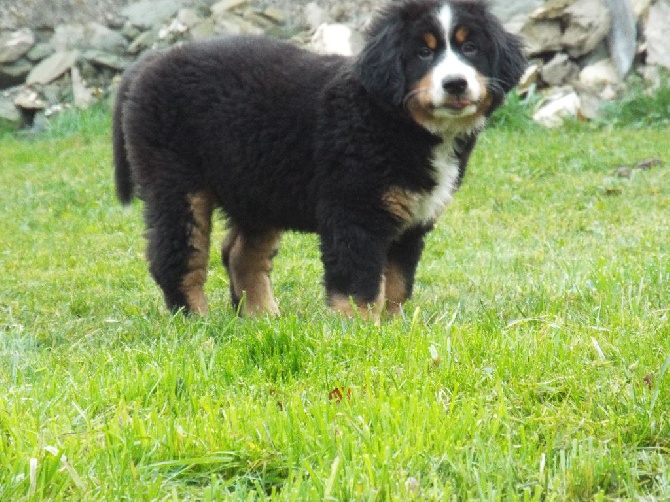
left=402, top=88, right=425, bottom=111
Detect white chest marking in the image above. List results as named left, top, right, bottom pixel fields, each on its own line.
left=412, top=141, right=460, bottom=226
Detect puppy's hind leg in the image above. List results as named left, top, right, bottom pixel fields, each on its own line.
left=221, top=225, right=241, bottom=311
left=222, top=226, right=282, bottom=316
left=145, top=191, right=214, bottom=315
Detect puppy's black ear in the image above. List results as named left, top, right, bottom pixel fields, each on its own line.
left=497, top=31, right=527, bottom=93
left=354, top=15, right=406, bottom=106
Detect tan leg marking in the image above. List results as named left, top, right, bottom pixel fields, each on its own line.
left=227, top=230, right=282, bottom=316
left=384, top=261, right=408, bottom=316
left=182, top=192, right=214, bottom=315
left=328, top=275, right=386, bottom=323
left=221, top=225, right=240, bottom=269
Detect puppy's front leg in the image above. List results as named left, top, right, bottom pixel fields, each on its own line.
left=319, top=221, right=389, bottom=321
left=384, top=226, right=430, bottom=315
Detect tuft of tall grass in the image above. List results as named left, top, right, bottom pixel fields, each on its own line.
left=596, top=73, right=670, bottom=129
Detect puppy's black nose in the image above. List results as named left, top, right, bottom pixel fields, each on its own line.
left=442, top=76, right=468, bottom=95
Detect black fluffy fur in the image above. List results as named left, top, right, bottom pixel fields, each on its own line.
left=113, top=0, right=526, bottom=315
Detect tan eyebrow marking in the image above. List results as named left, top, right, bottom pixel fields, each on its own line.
left=454, top=26, right=469, bottom=44
left=423, top=32, right=438, bottom=50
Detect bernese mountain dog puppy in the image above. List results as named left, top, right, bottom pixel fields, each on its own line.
left=113, top=0, right=526, bottom=319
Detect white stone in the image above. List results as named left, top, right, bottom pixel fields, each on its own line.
left=579, top=59, right=620, bottom=88
left=86, top=22, right=128, bottom=54
left=519, top=64, right=540, bottom=92
left=26, top=50, right=79, bottom=85
left=72, top=67, right=94, bottom=109
left=541, top=53, right=579, bottom=86
left=310, top=23, right=362, bottom=56
left=0, top=28, right=35, bottom=64
left=632, top=0, right=655, bottom=18
left=645, top=0, right=670, bottom=70
left=0, top=94, right=21, bottom=126
left=49, top=24, right=86, bottom=52
left=121, top=0, right=181, bottom=30
left=533, top=90, right=581, bottom=127
left=14, top=88, right=46, bottom=110
left=561, top=0, right=611, bottom=58
left=211, top=0, right=248, bottom=18
left=519, top=19, right=563, bottom=55
left=531, top=0, right=578, bottom=20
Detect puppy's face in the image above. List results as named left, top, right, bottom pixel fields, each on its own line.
left=403, top=3, right=500, bottom=132
left=356, top=0, right=526, bottom=134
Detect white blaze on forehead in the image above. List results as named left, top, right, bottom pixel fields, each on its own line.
left=430, top=4, right=483, bottom=104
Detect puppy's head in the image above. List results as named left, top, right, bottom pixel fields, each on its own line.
left=354, top=0, right=527, bottom=133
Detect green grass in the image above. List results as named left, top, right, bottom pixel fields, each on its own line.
left=1, top=104, right=669, bottom=500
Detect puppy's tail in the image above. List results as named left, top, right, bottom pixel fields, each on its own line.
left=112, top=66, right=135, bottom=205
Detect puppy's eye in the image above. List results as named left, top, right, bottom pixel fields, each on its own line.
left=418, top=47, right=434, bottom=60
left=461, top=41, right=478, bottom=56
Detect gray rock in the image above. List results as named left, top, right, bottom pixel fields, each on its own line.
left=82, top=50, right=133, bottom=71
left=121, top=0, right=181, bottom=30
left=519, top=19, right=563, bottom=55
left=519, top=63, right=540, bottom=93
left=579, top=59, right=620, bottom=88
left=645, top=0, right=670, bottom=70
left=211, top=0, right=249, bottom=17
left=71, top=66, right=94, bottom=108
left=26, top=50, right=79, bottom=85
left=157, top=18, right=189, bottom=43
left=121, top=22, right=142, bottom=41
left=579, top=40, right=611, bottom=67
left=41, top=83, right=66, bottom=106
left=0, top=28, right=35, bottom=64
left=128, top=29, right=159, bottom=54
left=632, top=0, right=655, bottom=18
left=26, top=42, right=54, bottom=62
left=533, top=88, right=581, bottom=127
left=175, top=8, right=202, bottom=29
left=86, top=22, right=128, bottom=54
left=540, top=53, right=579, bottom=86
left=243, top=11, right=276, bottom=30
left=0, top=59, right=33, bottom=88
left=530, top=0, right=578, bottom=20
left=561, top=0, right=611, bottom=58
left=0, top=94, right=21, bottom=126
left=13, top=88, right=46, bottom=110
left=191, top=18, right=216, bottom=39
left=577, top=91, right=604, bottom=119
left=50, top=24, right=86, bottom=52
left=213, top=13, right=264, bottom=36
left=262, top=7, right=286, bottom=25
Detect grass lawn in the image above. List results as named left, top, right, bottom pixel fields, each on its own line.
left=0, top=103, right=669, bottom=500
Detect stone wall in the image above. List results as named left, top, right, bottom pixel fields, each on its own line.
left=0, top=0, right=668, bottom=129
